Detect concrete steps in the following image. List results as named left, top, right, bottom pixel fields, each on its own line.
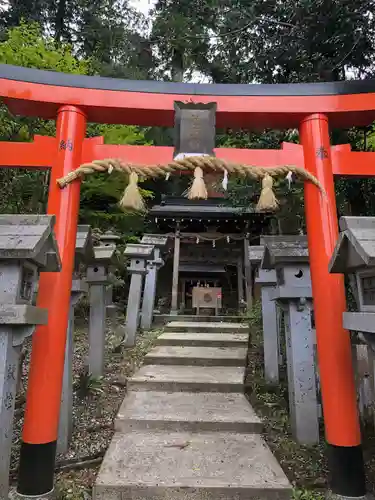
left=153, top=314, right=243, bottom=325
left=128, top=364, right=245, bottom=393
left=95, top=431, right=291, bottom=500
left=166, top=321, right=248, bottom=333
left=95, top=320, right=292, bottom=500
left=156, top=332, right=249, bottom=347
left=115, top=391, right=263, bottom=433
left=144, top=345, right=247, bottom=367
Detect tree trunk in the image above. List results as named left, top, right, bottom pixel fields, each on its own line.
left=55, top=0, right=67, bottom=42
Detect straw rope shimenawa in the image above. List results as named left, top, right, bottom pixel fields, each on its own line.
left=56, top=156, right=325, bottom=213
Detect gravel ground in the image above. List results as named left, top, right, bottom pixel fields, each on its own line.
left=10, top=315, right=161, bottom=499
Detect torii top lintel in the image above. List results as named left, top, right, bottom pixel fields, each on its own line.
left=1, top=64, right=375, bottom=129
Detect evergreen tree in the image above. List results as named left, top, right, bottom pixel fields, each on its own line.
left=151, top=0, right=375, bottom=83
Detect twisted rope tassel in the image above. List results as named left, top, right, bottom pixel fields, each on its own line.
left=188, top=167, right=208, bottom=200
left=119, top=172, right=145, bottom=212
left=256, top=174, right=279, bottom=212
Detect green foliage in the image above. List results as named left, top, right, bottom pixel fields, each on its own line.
left=55, top=479, right=90, bottom=500
left=292, top=489, right=325, bottom=500
left=151, top=0, right=375, bottom=229
left=81, top=123, right=153, bottom=235
left=1, top=2, right=375, bottom=243
left=245, top=300, right=262, bottom=330
left=152, top=0, right=375, bottom=83
left=92, top=124, right=152, bottom=146
left=0, top=22, right=93, bottom=215
left=0, top=21, right=91, bottom=72
left=75, top=369, right=104, bottom=399
left=0, top=22, right=153, bottom=236
left=4, top=0, right=152, bottom=78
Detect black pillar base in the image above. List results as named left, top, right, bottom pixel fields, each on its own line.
left=17, top=441, right=56, bottom=496
left=327, top=443, right=366, bottom=497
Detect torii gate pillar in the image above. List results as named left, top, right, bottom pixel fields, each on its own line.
left=300, top=113, right=365, bottom=498
left=17, top=106, right=86, bottom=497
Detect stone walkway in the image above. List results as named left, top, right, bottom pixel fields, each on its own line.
left=94, top=321, right=292, bottom=500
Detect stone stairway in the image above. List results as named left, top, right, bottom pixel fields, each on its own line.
left=94, top=321, right=292, bottom=500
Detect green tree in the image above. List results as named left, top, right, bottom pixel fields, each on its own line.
left=151, top=0, right=375, bottom=229
left=151, top=0, right=375, bottom=83
left=4, top=0, right=154, bottom=79
left=0, top=22, right=152, bottom=238
left=0, top=22, right=92, bottom=214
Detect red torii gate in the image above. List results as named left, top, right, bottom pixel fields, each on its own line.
left=1, top=64, right=375, bottom=498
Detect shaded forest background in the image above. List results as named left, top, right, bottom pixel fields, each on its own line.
left=1, top=0, right=375, bottom=236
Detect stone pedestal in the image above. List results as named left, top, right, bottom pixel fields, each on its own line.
left=0, top=329, right=22, bottom=497
left=0, top=215, right=60, bottom=499
left=140, top=235, right=168, bottom=330
left=100, top=231, right=122, bottom=318
left=256, top=269, right=279, bottom=385
left=57, top=279, right=88, bottom=455
left=284, top=299, right=318, bottom=444
left=124, top=244, right=154, bottom=347
left=263, top=236, right=319, bottom=445
left=87, top=244, right=117, bottom=377
left=250, top=244, right=280, bottom=385
left=141, top=251, right=162, bottom=330
left=57, top=225, right=94, bottom=454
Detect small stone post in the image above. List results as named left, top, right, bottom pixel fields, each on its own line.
left=86, top=244, right=117, bottom=377
left=250, top=244, right=280, bottom=385
left=263, top=235, right=319, bottom=445
left=57, top=225, right=94, bottom=455
left=124, top=244, right=154, bottom=347
left=0, top=215, right=60, bottom=499
left=100, top=230, right=122, bottom=317
left=140, top=234, right=168, bottom=330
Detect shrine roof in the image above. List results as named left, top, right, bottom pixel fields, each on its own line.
left=179, top=264, right=226, bottom=274
left=149, top=197, right=261, bottom=220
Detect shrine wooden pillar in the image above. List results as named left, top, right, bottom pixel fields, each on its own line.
left=300, top=114, right=365, bottom=497
left=170, top=225, right=180, bottom=314
left=180, top=278, right=187, bottom=312
left=237, top=256, right=244, bottom=309
left=243, top=233, right=253, bottom=309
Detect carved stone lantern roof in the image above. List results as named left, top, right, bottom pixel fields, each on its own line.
left=0, top=214, right=61, bottom=272
left=261, top=235, right=309, bottom=270
left=329, top=216, right=375, bottom=274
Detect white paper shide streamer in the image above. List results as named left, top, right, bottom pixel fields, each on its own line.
left=286, top=171, right=293, bottom=189
left=222, top=169, right=229, bottom=191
